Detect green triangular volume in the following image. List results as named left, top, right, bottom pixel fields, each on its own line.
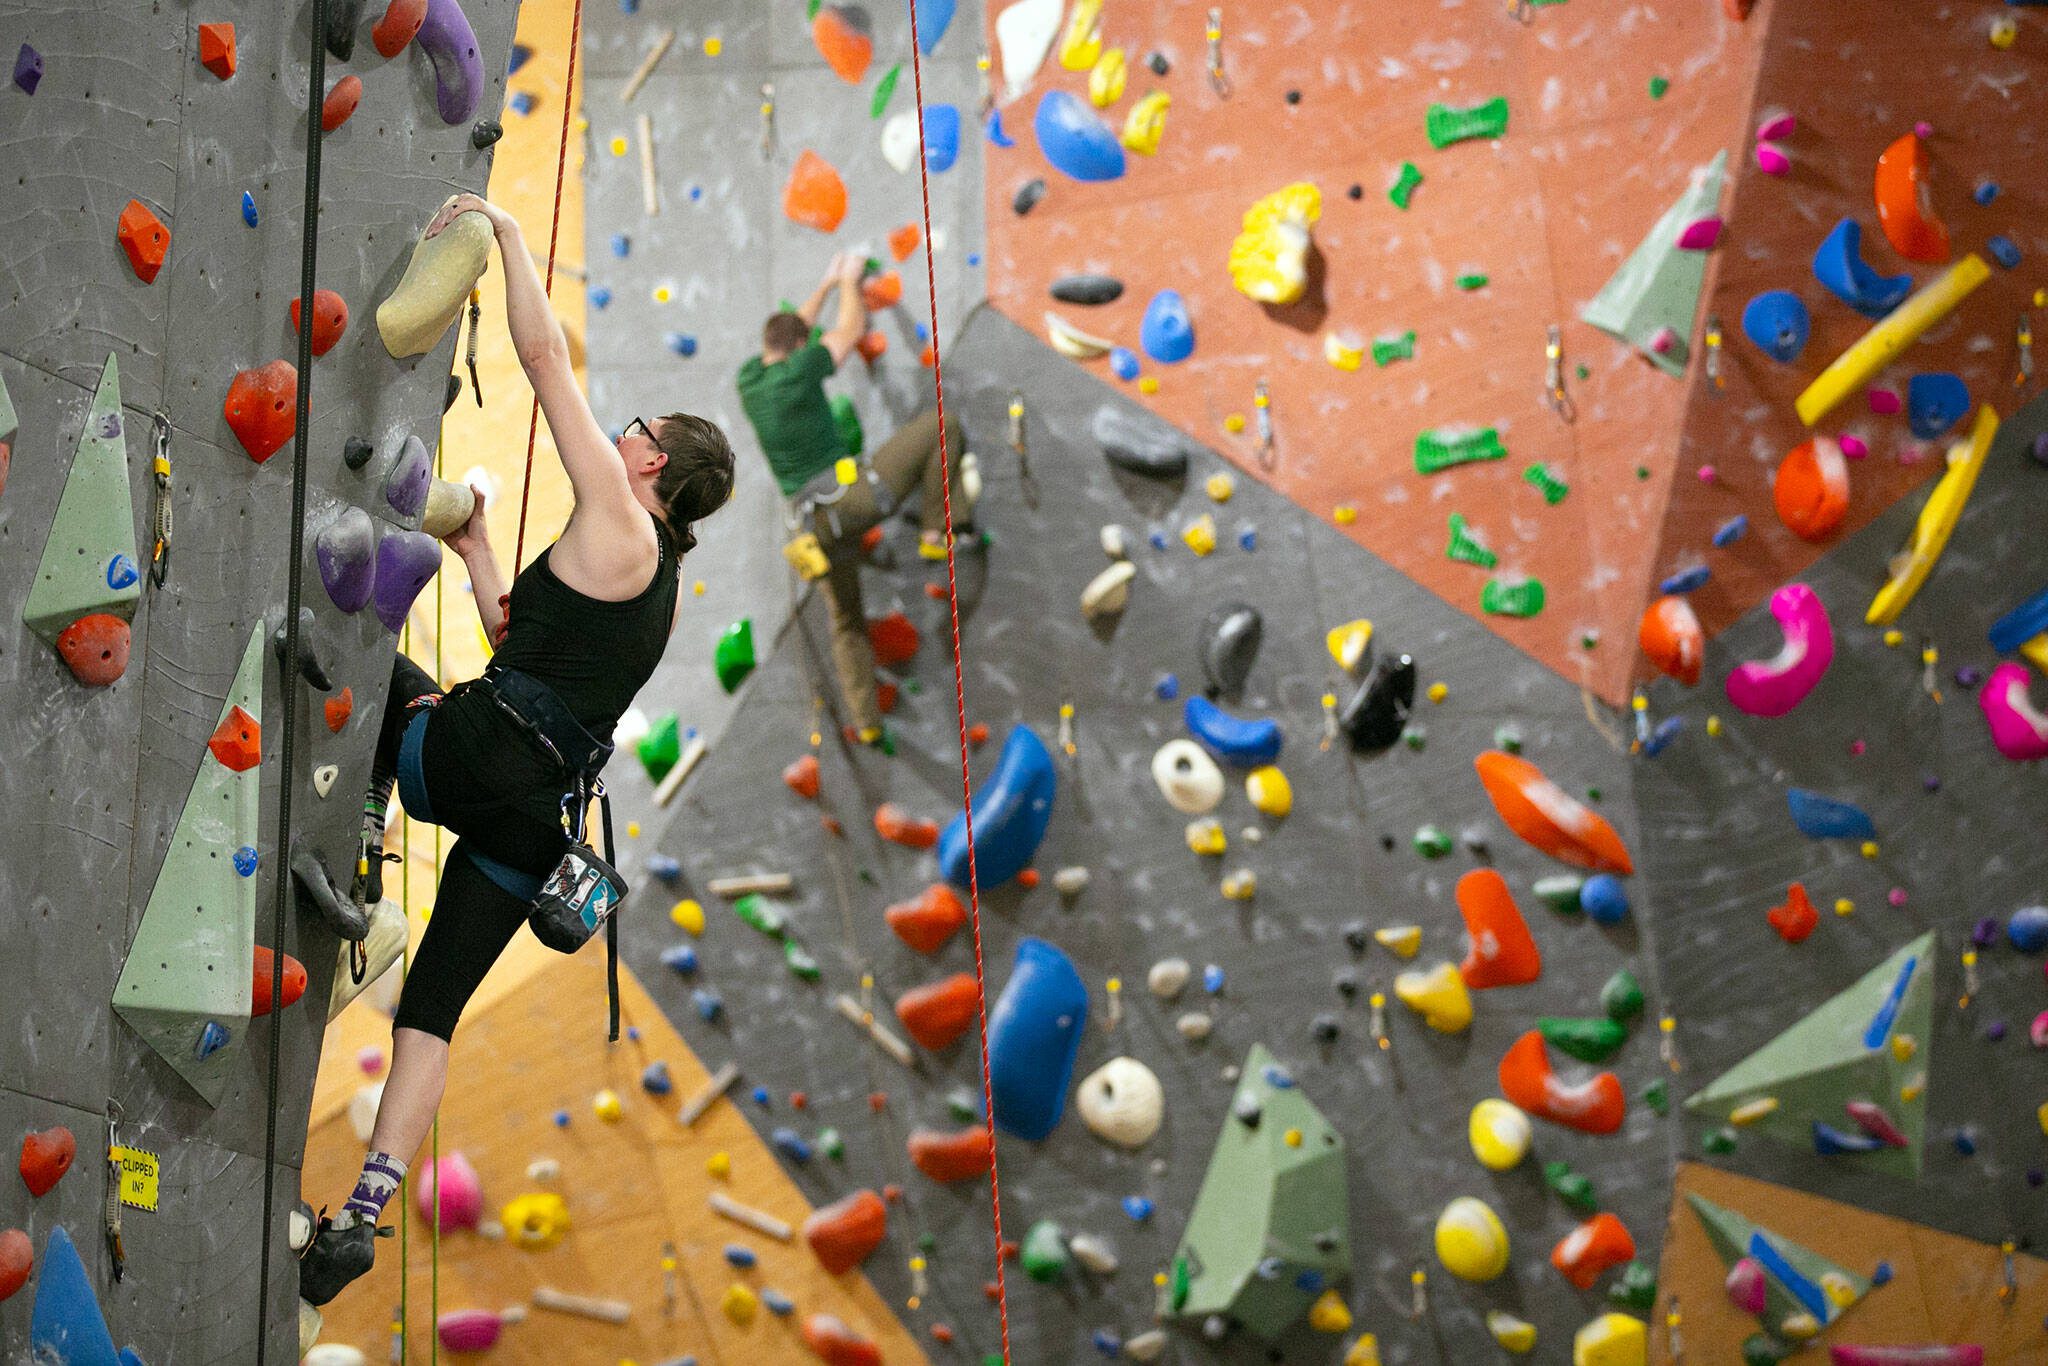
left=1685, top=1192, right=1871, bottom=1335
left=22, top=354, right=140, bottom=643
left=1580, top=150, right=1727, bottom=377
left=0, top=366, right=18, bottom=450
left=112, top=625, right=265, bottom=1107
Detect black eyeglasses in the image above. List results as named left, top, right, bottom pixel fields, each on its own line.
left=624, top=416, right=653, bottom=442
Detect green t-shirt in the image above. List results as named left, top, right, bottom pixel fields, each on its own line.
left=736, top=341, right=843, bottom=496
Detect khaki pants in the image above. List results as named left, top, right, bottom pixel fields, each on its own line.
left=812, top=409, right=968, bottom=732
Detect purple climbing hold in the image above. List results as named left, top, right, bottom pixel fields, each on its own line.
left=316, top=507, right=378, bottom=614
left=382, top=434, right=431, bottom=521
left=13, top=43, right=42, bottom=95
left=372, top=530, right=442, bottom=633
left=417, top=0, right=485, bottom=125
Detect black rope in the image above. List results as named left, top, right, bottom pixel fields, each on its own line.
left=256, top=0, right=327, bottom=1355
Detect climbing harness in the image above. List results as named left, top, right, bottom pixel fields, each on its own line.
left=147, top=411, right=172, bottom=589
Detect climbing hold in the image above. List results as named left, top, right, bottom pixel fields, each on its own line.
left=1498, top=1031, right=1625, bottom=1134
left=783, top=753, right=821, bottom=800
left=1089, top=47, right=1126, bottom=106
left=1980, top=663, right=2048, bottom=762
left=29, top=1227, right=125, bottom=1365
left=23, top=363, right=140, bottom=660
left=811, top=5, right=873, bottom=83
left=1795, top=255, right=1989, bottom=427
left=250, top=946, right=306, bottom=1017
left=1768, top=883, right=1820, bottom=942
left=1742, top=290, right=1810, bottom=363
left=378, top=203, right=491, bottom=357
left=1122, top=89, right=1170, bottom=155
left=1184, top=696, right=1281, bottom=768
left=895, top=973, right=980, bottom=1050
left=1868, top=404, right=1996, bottom=625
left=1414, top=426, right=1505, bottom=473
left=987, top=937, right=1088, bottom=1139
left=721, top=1283, right=758, bottom=1325
left=434, top=1310, right=501, bottom=1353
left=13, top=43, right=42, bottom=94
left=116, top=200, right=170, bottom=284
left=322, top=74, right=363, bottom=131
left=781, top=150, right=849, bottom=233
left=1537, top=875, right=1586, bottom=914
left=938, top=724, right=1055, bottom=887
left=1022, top=1219, right=1071, bottom=1283
left=1229, top=183, right=1322, bottom=306
left=1199, top=602, right=1262, bottom=697
left=715, top=618, right=756, bottom=692
left=1394, top=962, right=1473, bottom=1033
left=1045, top=311, right=1115, bottom=359
left=1140, top=290, right=1194, bottom=363
left=995, top=0, right=1061, bottom=99
left=1639, top=596, right=1703, bottom=686
left=1457, top=869, right=1542, bottom=989
left=1035, top=89, right=1125, bottom=182
left=1245, top=766, right=1291, bottom=819
left=373, top=0, right=429, bottom=57
left=1726, top=583, right=1833, bottom=718
left=1829, top=1351, right=1983, bottom=1366
left=920, top=104, right=962, bottom=173
left=803, top=1314, right=883, bottom=1366
left=198, top=22, right=237, bottom=79
left=1076, top=1057, right=1164, bottom=1148
left=415, top=0, right=485, bottom=123
left=18, top=1127, right=75, bottom=1197
left=1874, top=132, right=1949, bottom=263
left=222, top=361, right=298, bottom=464
left=886, top=884, right=967, bottom=953
left=1786, top=788, right=1874, bottom=840
left=55, top=614, right=131, bottom=688
left=803, top=1189, right=886, bottom=1275
left=381, top=435, right=431, bottom=523
left=1468, top=1099, right=1532, bottom=1171
left=1435, top=1196, right=1510, bottom=1281
left=1339, top=652, right=1415, bottom=754
left=1905, top=373, right=1969, bottom=440
left=1581, top=874, right=1629, bottom=925
left=1553, top=1213, right=1636, bottom=1289
left=1774, top=437, right=1850, bottom=542
left=1326, top=620, right=1374, bottom=674
left=1540, top=1016, right=1628, bottom=1064
left=1051, top=274, right=1124, bottom=306
left=875, top=802, right=939, bottom=850
left=907, top=1126, right=992, bottom=1183
left=0, top=1228, right=25, bottom=1303
left=1486, top=1312, right=1537, bottom=1354
left=1572, top=1313, right=1646, bottom=1366
left=470, top=118, right=502, bottom=149
left=1812, top=220, right=1913, bottom=318
left=1475, top=751, right=1633, bottom=873
left=414, top=1151, right=483, bottom=1232
left=289, top=290, right=350, bottom=359
left=1581, top=145, right=1721, bottom=363
left=1013, top=177, right=1048, bottom=216
left=1080, top=560, right=1136, bottom=622
left=1426, top=96, right=1510, bottom=148
left=372, top=531, right=441, bottom=633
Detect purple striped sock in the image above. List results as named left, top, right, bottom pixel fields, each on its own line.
left=341, top=1150, right=407, bottom=1223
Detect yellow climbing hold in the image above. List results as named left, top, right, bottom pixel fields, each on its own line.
left=706, top=1150, right=731, bottom=1178
left=1427, top=682, right=1448, bottom=704
left=671, top=899, right=706, bottom=934
left=704, top=36, right=723, bottom=56
left=1185, top=818, right=1226, bottom=856
left=1434, top=1196, right=1510, bottom=1281
left=653, top=284, right=673, bottom=304
left=1821, top=1271, right=1862, bottom=1309
left=1284, top=1127, right=1303, bottom=1148
left=626, top=821, right=642, bottom=838
left=1223, top=412, right=1246, bottom=434
left=1245, top=765, right=1293, bottom=818
left=1089, top=47, right=1127, bottom=107
left=1706, top=714, right=1723, bottom=737
left=1835, top=897, right=1855, bottom=916
left=1229, top=182, right=1323, bottom=306
left=1729, top=1096, right=1778, bottom=1126
left=1373, top=924, right=1421, bottom=958
left=1573, top=1314, right=1646, bottom=1366
left=1059, top=0, right=1104, bottom=69
left=1324, top=330, right=1365, bottom=371
left=1327, top=619, right=1374, bottom=673
left=1221, top=868, right=1257, bottom=900
left=1394, top=961, right=1472, bottom=1033
left=594, top=1088, right=623, bottom=1122
left=609, top=135, right=628, bottom=157
left=1307, top=1288, right=1352, bottom=1333
left=2037, top=1100, right=2048, bottom=1135
left=1122, top=89, right=1170, bottom=155
left=1991, top=15, right=2018, bottom=49
left=1206, top=471, right=1236, bottom=502
left=1860, top=840, right=1879, bottom=859
left=1333, top=504, right=1358, bottom=525
left=721, top=1283, right=759, bottom=1326
left=1487, top=1311, right=1538, bottom=1354
left=1343, top=1335, right=1382, bottom=1366
left=693, top=579, right=706, bottom=596
left=1779, top=1312, right=1820, bottom=1341
left=1467, top=1098, right=1532, bottom=1171
left=1137, top=376, right=1160, bottom=395
left=1183, top=513, right=1217, bottom=557
left=1891, top=1034, right=1917, bottom=1062
left=500, top=1192, right=571, bottom=1250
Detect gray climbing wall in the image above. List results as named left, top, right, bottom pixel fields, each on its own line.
left=0, top=1, right=524, bottom=1357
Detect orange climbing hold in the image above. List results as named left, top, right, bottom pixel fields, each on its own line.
left=1874, top=132, right=1949, bottom=265
left=784, top=753, right=822, bottom=799
left=861, top=270, right=903, bottom=311
left=290, top=289, right=350, bottom=357
left=18, top=1126, right=75, bottom=1197
left=887, top=884, right=967, bottom=953
left=208, top=704, right=262, bottom=773
left=855, top=331, right=888, bottom=364
left=1552, top=1212, right=1636, bottom=1289
left=908, top=1126, right=994, bottom=1183
left=803, top=1314, right=884, bottom=1366
left=117, top=200, right=170, bottom=284
left=802, top=1189, right=887, bottom=1275
left=784, top=151, right=849, bottom=233
left=1498, top=1030, right=1625, bottom=1135
left=322, top=74, right=363, bottom=132
left=1768, top=881, right=1819, bottom=943
left=868, top=610, right=920, bottom=666
left=373, top=0, right=430, bottom=58
left=895, top=973, right=981, bottom=1050
left=198, top=22, right=236, bottom=80
left=55, top=614, right=131, bottom=687
left=877, top=680, right=899, bottom=714
left=875, top=802, right=939, bottom=849
left=811, top=6, right=874, bottom=84
left=889, top=223, right=923, bottom=261
left=223, top=360, right=299, bottom=464
left=0, top=1228, right=28, bottom=1302
left=1456, top=869, right=1542, bottom=989
left=325, top=686, right=354, bottom=733
left=251, top=946, right=307, bottom=1018
left=1638, top=595, right=1703, bottom=687
left=1721, top=0, right=1754, bottom=17
left=1774, top=436, right=1850, bottom=543
left=1474, top=751, right=1633, bottom=874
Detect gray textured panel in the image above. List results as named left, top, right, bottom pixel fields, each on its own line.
left=580, top=0, right=776, bottom=79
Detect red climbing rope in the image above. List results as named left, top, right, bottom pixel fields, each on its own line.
left=904, top=4, right=1012, bottom=1360
left=511, top=0, right=586, bottom=574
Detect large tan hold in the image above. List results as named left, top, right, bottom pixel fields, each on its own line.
left=421, top=478, right=476, bottom=539
left=378, top=203, right=493, bottom=358
left=330, top=899, right=406, bottom=1022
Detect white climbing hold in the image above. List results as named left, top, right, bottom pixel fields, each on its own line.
left=304, top=1346, right=368, bottom=1366
left=1053, top=865, right=1090, bottom=896
left=1125, top=1329, right=1167, bottom=1362
left=1075, top=1056, right=1165, bottom=1148
left=996, top=0, right=1063, bottom=102
left=613, top=707, right=651, bottom=752
left=1069, top=1232, right=1120, bottom=1274
left=1046, top=311, right=1116, bottom=359
left=1151, top=739, right=1224, bottom=814
left=1081, top=560, right=1137, bottom=622
left=1101, top=524, right=1128, bottom=559
left=1487, top=1310, right=1537, bottom=1353
left=881, top=109, right=920, bottom=174
left=1176, top=1011, right=1213, bottom=1041
left=526, top=1158, right=561, bottom=1183
left=348, top=1081, right=385, bottom=1143
left=1148, top=958, right=1190, bottom=999
left=1374, top=925, right=1422, bottom=958
left=313, top=763, right=338, bottom=798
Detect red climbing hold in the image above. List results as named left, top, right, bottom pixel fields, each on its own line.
left=1456, top=868, right=1542, bottom=989
left=1498, top=1030, right=1625, bottom=1135
left=875, top=802, right=939, bottom=849
left=223, top=360, right=299, bottom=464
left=860, top=525, right=886, bottom=555
left=325, top=685, right=354, bottom=733
left=322, top=74, right=363, bottom=132
left=198, top=22, right=236, bottom=80
left=0, top=1228, right=28, bottom=1302
left=1552, top=1212, right=1636, bottom=1289
left=208, top=704, right=262, bottom=773
left=55, top=613, right=131, bottom=687
left=855, top=331, right=888, bottom=364
left=811, top=6, right=874, bottom=84
left=861, top=270, right=903, bottom=311
left=783, top=151, right=849, bottom=234
left=1639, top=595, right=1703, bottom=687
left=117, top=200, right=170, bottom=284
left=1721, top=0, right=1754, bottom=17
left=784, top=753, right=822, bottom=799
left=803, top=1188, right=887, bottom=1275
left=968, top=723, right=990, bottom=747
left=18, top=1126, right=76, bottom=1197
left=887, top=884, right=967, bottom=953
left=1768, top=882, right=1819, bottom=943
left=895, top=972, right=981, bottom=1050
left=877, top=680, right=899, bottom=714
left=373, top=0, right=430, bottom=58
left=1474, top=750, right=1634, bottom=874
left=868, top=610, right=920, bottom=666
left=889, top=224, right=923, bottom=262
left=802, top=1314, right=884, bottom=1366
left=908, top=1126, right=993, bottom=1183
left=251, top=945, right=307, bottom=1018
left=290, top=289, right=350, bottom=357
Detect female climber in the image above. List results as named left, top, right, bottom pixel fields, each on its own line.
left=293, top=192, right=736, bottom=1307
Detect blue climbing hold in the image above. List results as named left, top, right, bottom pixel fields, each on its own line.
left=939, top=724, right=1056, bottom=888
left=241, top=191, right=258, bottom=228
left=1202, top=964, right=1225, bottom=993
left=609, top=233, right=630, bottom=258
left=751, top=1086, right=771, bottom=1107
left=1787, top=788, right=1876, bottom=840
left=1121, top=1195, right=1154, bottom=1221
left=641, top=1060, right=672, bottom=1095
left=987, top=937, right=1088, bottom=1140
left=1237, top=526, right=1256, bottom=552
left=1581, top=873, right=1631, bottom=923
left=106, top=554, right=139, bottom=591
left=986, top=108, right=1014, bottom=148
left=233, top=846, right=259, bottom=877
left=2007, top=905, right=2048, bottom=954
left=1741, top=289, right=1809, bottom=363
left=762, top=1289, right=796, bottom=1316
left=692, top=987, right=723, bottom=1021
left=660, top=943, right=699, bottom=975
left=664, top=331, right=698, bottom=357
left=1140, top=289, right=1195, bottom=364
left=507, top=43, right=532, bottom=75
left=1712, top=514, right=1750, bottom=547
left=911, top=0, right=956, bottom=53
left=552, top=1109, right=570, bottom=1127
left=1641, top=715, right=1685, bottom=757
left=1110, top=346, right=1140, bottom=381
left=1988, top=235, right=2021, bottom=269
left=646, top=853, right=680, bottom=882
left=1813, top=1120, right=1885, bottom=1156
left=509, top=90, right=535, bottom=116
left=1974, top=180, right=1999, bottom=206
left=1659, top=564, right=1711, bottom=595
left=589, top=285, right=612, bottom=310
left=1034, top=89, right=1126, bottom=183
left=1872, top=1261, right=1894, bottom=1286
left=1183, top=695, right=1282, bottom=768
left=724, top=1243, right=757, bottom=1269
left=1811, top=219, right=1913, bottom=319
left=31, top=1226, right=123, bottom=1366
left=922, top=104, right=961, bottom=173
left=1148, top=528, right=1169, bottom=551
left=1091, top=1329, right=1123, bottom=1356
left=195, top=1020, right=231, bottom=1060
left=1154, top=673, right=1179, bottom=701
left=1906, top=372, right=1969, bottom=439
left=1988, top=585, right=2048, bottom=654
left=771, top=1128, right=813, bottom=1163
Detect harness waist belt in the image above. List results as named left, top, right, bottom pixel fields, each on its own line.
left=466, top=666, right=614, bottom=778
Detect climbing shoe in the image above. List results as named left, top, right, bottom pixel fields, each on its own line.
left=297, top=1210, right=390, bottom=1307
left=292, top=842, right=369, bottom=942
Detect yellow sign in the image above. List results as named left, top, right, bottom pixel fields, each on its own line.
left=111, top=1146, right=159, bottom=1212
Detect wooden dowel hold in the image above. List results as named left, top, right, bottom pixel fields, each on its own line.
left=652, top=733, right=706, bottom=807
left=533, top=1286, right=632, bottom=1323
left=620, top=29, right=674, bottom=104
left=707, top=872, right=792, bottom=897
left=678, top=1059, right=740, bottom=1127
left=709, top=1191, right=792, bottom=1241
left=832, top=993, right=916, bottom=1068
left=637, top=113, right=658, bottom=217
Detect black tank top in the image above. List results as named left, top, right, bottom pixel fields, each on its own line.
left=489, top=515, right=680, bottom=742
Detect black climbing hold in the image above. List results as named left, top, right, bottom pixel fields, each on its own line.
left=1049, top=273, right=1125, bottom=306
left=1347, top=184, right=1364, bottom=200
left=1333, top=971, right=1358, bottom=998
left=272, top=606, right=332, bottom=692
left=1092, top=405, right=1190, bottom=479
left=1285, top=89, right=1301, bottom=105
left=1231, top=1093, right=1262, bottom=1127
left=325, top=0, right=366, bottom=62
left=1147, top=52, right=1169, bottom=76
left=1199, top=602, right=1263, bottom=700
left=1379, top=834, right=1396, bottom=851
left=472, top=118, right=504, bottom=150
left=1339, top=652, right=1416, bottom=754
left=1342, top=921, right=1368, bottom=952
left=1013, top=178, right=1047, bottom=216
left=1311, top=1014, right=1340, bottom=1042
left=342, top=436, right=375, bottom=471
left=443, top=373, right=463, bottom=413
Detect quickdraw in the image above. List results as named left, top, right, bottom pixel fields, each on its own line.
left=148, top=411, right=172, bottom=588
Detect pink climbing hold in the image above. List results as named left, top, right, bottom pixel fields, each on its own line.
left=436, top=1308, right=502, bottom=1353
left=414, top=1151, right=484, bottom=1232
left=1725, top=1255, right=1767, bottom=1314
left=2030, top=1010, right=2048, bottom=1049
left=1830, top=1348, right=1982, bottom=1366
left=1726, top=583, right=1833, bottom=718
left=1844, top=1099, right=1909, bottom=1148
left=1755, top=113, right=1796, bottom=142
left=1755, top=142, right=1790, bottom=177
left=1839, top=433, right=1869, bottom=459
left=1868, top=388, right=1902, bottom=415
left=1979, top=662, right=2048, bottom=762
left=1648, top=326, right=1679, bottom=355
left=1676, top=217, right=1722, bottom=250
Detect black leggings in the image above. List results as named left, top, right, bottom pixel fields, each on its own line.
left=379, top=654, right=566, bottom=1042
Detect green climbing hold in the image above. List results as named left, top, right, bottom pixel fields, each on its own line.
left=1481, top=577, right=1546, bottom=618
left=1169, top=1255, right=1191, bottom=1311
left=637, top=713, right=681, bottom=783
left=1021, top=1220, right=1070, bottom=1283
left=1609, top=1260, right=1657, bottom=1312
left=715, top=618, right=757, bottom=693
left=1445, top=513, right=1497, bottom=568
left=1701, top=1126, right=1738, bottom=1155
left=1401, top=725, right=1427, bottom=751
left=1372, top=330, right=1417, bottom=366
left=1425, top=95, right=1509, bottom=149
left=1534, top=874, right=1585, bottom=914
left=732, top=893, right=787, bottom=938
left=1648, top=76, right=1670, bottom=100
left=1543, top=1160, right=1599, bottom=1215
left=1522, top=463, right=1569, bottom=505
left=946, top=1086, right=979, bottom=1122
left=819, top=1127, right=844, bottom=1159
left=1642, top=1078, right=1669, bottom=1116
left=1601, top=969, right=1645, bottom=1022
left=871, top=63, right=901, bottom=119
left=1455, top=273, right=1490, bottom=291
left=830, top=391, right=864, bottom=457
left=1538, top=1015, right=1628, bottom=1064
left=1388, top=161, right=1423, bottom=209
left=1743, top=1333, right=1794, bottom=1366
left=1414, top=426, right=1505, bottom=474
left=784, top=940, right=821, bottom=981
left=807, top=0, right=821, bottom=16
left=1413, top=825, right=1453, bottom=859
left=919, top=1232, right=938, bottom=1254
left=1493, top=725, right=1523, bottom=754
